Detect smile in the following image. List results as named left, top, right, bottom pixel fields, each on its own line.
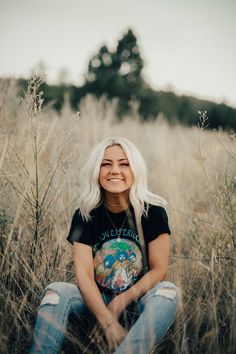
left=107, top=178, right=124, bottom=182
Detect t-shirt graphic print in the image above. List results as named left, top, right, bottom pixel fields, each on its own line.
left=93, top=237, right=142, bottom=292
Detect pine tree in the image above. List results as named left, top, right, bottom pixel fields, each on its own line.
left=84, top=29, right=145, bottom=101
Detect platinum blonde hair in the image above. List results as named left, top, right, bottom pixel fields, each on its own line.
left=78, top=137, right=167, bottom=221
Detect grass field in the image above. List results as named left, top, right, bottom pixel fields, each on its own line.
left=0, top=77, right=235, bottom=353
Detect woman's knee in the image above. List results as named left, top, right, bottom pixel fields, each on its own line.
left=40, top=282, right=81, bottom=307
left=141, top=281, right=181, bottom=308
left=151, top=281, right=181, bottom=307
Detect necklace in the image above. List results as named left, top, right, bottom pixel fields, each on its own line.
left=104, top=205, right=128, bottom=242
left=105, top=201, right=130, bottom=207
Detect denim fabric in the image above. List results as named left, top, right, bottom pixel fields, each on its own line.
left=30, top=281, right=180, bottom=354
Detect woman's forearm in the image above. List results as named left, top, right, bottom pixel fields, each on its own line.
left=118, top=235, right=169, bottom=310
left=76, top=271, right=115, bottom=328
left=115, top=268, right=166, bottom=311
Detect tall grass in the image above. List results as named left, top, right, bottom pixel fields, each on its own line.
left=0, top=78, right=235, bottom=354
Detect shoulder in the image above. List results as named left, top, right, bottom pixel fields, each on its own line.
left=67, top=207, right=97, bottom=245
left=72, top=206, right=99, bottom=224
left=72, top=208, right=85, bottom=223
left=145, top=204, right=169, bottom=220
left=141, top=203, right=171, bottom=242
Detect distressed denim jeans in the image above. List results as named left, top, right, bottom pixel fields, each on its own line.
left=30, top=281, right=180, bottom=354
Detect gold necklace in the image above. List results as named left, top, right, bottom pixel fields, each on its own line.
left=104, top=205, right=128, bottom=242
left=105, top=200, right=130, bottom=207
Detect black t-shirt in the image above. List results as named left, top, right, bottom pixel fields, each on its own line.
left=67, top=204, right=171, bottom=294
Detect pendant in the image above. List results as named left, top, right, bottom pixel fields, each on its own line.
left=116, top=230, right=121, bottom=242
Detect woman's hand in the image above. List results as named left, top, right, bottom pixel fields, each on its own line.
left=89, top=319, right=127, bottom=352
left=104, top=321, right=127, bottom=352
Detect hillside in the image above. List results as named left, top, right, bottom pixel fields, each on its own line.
left=17, top=77, right=236, bottom=131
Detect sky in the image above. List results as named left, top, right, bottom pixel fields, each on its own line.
left=1, top=0, right=236, bottom=107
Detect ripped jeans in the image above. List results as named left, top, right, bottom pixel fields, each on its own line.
left=30, top=281, right=180, bottom=354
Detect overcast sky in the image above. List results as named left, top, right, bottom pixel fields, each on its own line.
left=1, top=0, right=236, bottom=107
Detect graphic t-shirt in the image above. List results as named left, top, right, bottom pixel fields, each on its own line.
left=67, top=204, right=171, bottom=294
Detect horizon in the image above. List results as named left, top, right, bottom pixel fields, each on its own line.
left=1, top=0, right=236, bottom=108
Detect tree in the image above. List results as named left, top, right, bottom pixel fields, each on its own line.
left=113, top=28, right=144, bottom=98
left=85, top=44, right=115, bottom=95
left=84, top=29, right=145, bottom=105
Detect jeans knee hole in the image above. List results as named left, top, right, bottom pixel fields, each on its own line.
left=40, top=291, right=60, bottom=306
left=155, top=288, right=176, bottom=299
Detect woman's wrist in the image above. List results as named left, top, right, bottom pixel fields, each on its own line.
left=97, top=311, right=116, bottom=329
left=102, top=320, right=117, bottom=331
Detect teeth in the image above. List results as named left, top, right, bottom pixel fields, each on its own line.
left=108, top=178, right=123, bottom=181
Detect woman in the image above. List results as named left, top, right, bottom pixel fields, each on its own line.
left=30, top=137, right=179, bottom=354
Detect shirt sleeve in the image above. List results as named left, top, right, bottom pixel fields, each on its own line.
left=142, top=205, right=171, bottom=243
left=67, top=209, right=93, bottom=246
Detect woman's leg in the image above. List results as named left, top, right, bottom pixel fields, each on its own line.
left=114, top=281, right=180, bottom=354
left=30, top=282, right=92, bottom=354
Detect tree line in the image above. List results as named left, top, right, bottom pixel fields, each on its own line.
left=18, top=29, right=236, bottom=130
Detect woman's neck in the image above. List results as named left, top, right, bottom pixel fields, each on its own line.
left=103, top=192, right=130, bottom=213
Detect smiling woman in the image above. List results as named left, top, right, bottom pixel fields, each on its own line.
left=30, top=137, right=180, bottom=354
left=99, top=145, right=134, bottom=202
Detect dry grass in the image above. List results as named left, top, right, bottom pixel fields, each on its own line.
left=0, top=78, right=235, bottom=354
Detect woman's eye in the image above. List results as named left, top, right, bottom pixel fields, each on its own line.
left=101, top=162, right=129, bottom=167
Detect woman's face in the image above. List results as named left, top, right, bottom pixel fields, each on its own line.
left=99, top=145, right=134, bottom=195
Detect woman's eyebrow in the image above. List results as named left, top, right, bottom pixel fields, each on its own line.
left=102, top=158, right=129, bottom=162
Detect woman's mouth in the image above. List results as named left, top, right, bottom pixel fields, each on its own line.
left=107, top=178, right=124, bottom=182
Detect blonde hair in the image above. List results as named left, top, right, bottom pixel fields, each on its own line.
left=78, top=137, right=167, bottom=221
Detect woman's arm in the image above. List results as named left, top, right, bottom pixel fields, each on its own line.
left=107, top=234, right=170, bottom=318
left=72, top=241, right=115, bottom=328
left=73, top=241, right=127, bottom=350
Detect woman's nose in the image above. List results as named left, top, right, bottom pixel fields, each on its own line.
left=110, top=164, right=120, bottom=174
